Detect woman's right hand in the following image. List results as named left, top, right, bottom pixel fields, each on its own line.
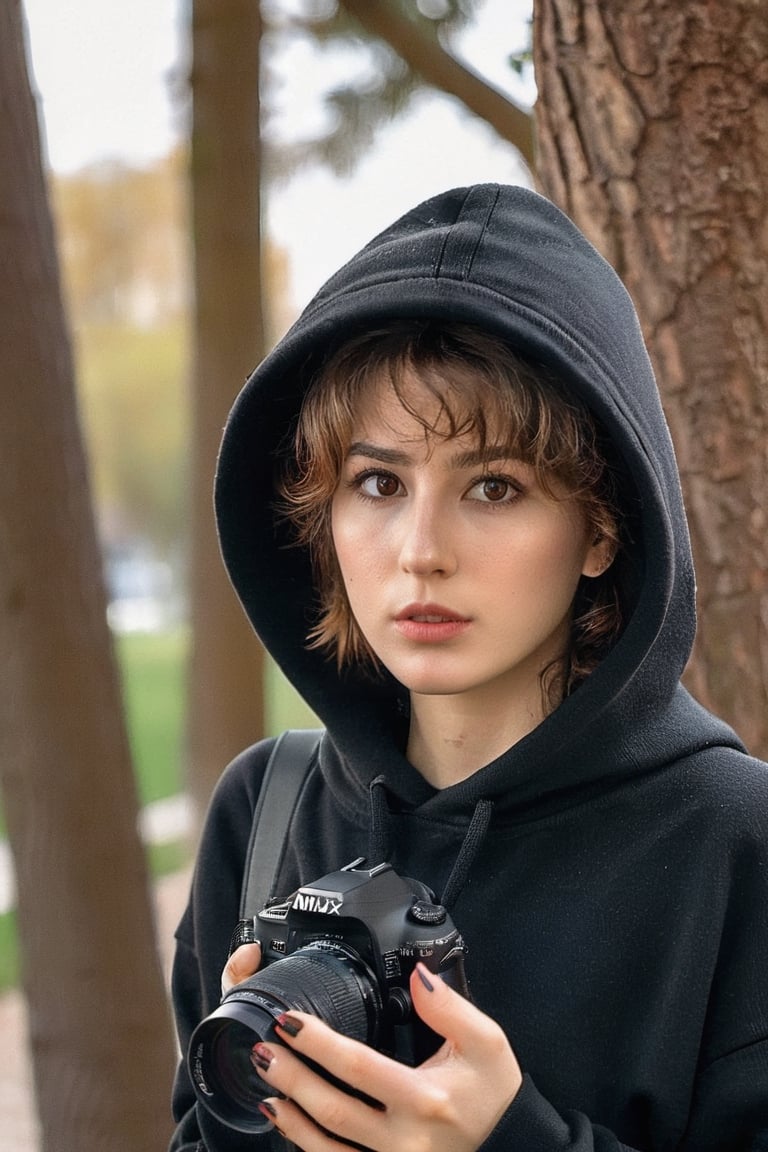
left=221, top=942, right=262, bottom=995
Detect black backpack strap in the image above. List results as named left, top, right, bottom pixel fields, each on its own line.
left=239, top=728, right=323, bottom=918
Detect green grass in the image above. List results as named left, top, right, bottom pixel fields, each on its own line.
left=118, top=626, right=318, bottom=805
left=266, top=660, right=320, bottom=734
left=0, top=911, right=19, bottom=990
left=117, top=627, right=188, bottom=806
left=146, top=838, right=193, bottom=878
left=119, top=626, right=320, bottom=804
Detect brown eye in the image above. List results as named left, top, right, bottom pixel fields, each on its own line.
left=359, top=471, right=401, bottom=498
left=481, top=478, right=510, bottom=502
left=376, top=474, right=399, bottom=497
left=466, top=475, right=520, bottom=504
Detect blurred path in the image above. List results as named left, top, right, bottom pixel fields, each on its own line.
left=0, top=866, right=192, bottom=1151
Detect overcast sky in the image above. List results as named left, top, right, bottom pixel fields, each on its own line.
left=22, top=0, right=535, bottom=309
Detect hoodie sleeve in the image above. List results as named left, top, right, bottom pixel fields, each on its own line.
left=478, top=1075, right=639, bottom=1152
left=479, top=1058, right=768, bottom=1152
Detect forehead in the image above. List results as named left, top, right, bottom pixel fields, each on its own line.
left=352, top=370, right=441, bottom=425
left=347, top=364, right=512, bottom=447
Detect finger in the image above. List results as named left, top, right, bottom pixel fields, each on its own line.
left=252, top=1033, right=388, bottom=1149
left=272, top=1011, right=411, bottom=1103
left=409, top=964, right=510, bottom=1063
left=258, top=1096, right=360, bottom=1152
left=221, top=941, right=262, bottom=995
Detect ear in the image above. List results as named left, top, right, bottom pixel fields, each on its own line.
left=582, top=534, right=617, bottom=579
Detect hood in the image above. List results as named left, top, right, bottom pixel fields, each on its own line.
left=215, top=184, right=740, bottom=823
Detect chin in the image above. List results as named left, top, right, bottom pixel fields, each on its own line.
left=397, top=672, right=476, bottom=697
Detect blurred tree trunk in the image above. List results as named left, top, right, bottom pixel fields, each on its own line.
left=533, top=0, right=768, bottom=757
left=0, top=4, right=175, bottom=1149
left=187, top=0, right=266, bottom=823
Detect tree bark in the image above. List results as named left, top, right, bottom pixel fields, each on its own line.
left=187, top=0, right=266, bottom=822
left=533, top=0, right=768, bottom=756
left=0, top=3, right=176, bottom=1147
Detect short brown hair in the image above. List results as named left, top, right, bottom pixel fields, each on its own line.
left=279, top=320, right=629, bottom=704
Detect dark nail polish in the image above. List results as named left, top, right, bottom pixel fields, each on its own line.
left=250, top=1042, right=273, bottom=1072
left=276, top=1012, right=303, bottom=1037
left=257, top=1101, right=283, bottom=1133
left=416, top=964, right=435, bottom=992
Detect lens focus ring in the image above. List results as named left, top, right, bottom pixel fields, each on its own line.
left=252, top=944, right=380, bottom=1042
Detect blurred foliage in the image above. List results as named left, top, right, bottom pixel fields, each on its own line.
left=75, top=320, right=189, bottom=557
left=51, top=151, right=190, bottom=563
left=49, top=151, right=292, bottom=567
left=263, top=0, right=533, bottom=178
left=53, top=150, right=188, bottom=326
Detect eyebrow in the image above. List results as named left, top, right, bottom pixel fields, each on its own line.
left=451, top=444, right=519, bottom=468
left=346, top=441, right=412, bottom=465
left=346, top=440, right=520, bottom=469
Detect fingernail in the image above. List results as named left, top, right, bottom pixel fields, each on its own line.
left=276, top=1012, right=303, bottom=1037
left=257, top=1101, right=283, bottom=1132
left=250, top=1042, right=274, bottom=1072
left=416, top=963, right=435, bottom=991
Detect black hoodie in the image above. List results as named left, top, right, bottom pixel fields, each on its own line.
left=170, top=185, right=768, bottom=1151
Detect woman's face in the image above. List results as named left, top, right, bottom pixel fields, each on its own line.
left=330, top=372, right=607, bottom=714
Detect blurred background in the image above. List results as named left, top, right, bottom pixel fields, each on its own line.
left=2, top=0, right=765, bottom=1147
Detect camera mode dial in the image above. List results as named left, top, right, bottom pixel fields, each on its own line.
left=408, top=900, right=447, bottom=926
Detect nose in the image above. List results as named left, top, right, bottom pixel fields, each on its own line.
left=398, top=496, right=457, bottom=578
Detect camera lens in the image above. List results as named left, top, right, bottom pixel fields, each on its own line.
left=189, top=942, right=382, bottom=1133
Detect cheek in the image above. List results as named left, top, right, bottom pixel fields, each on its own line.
left=331, top=499, right=370, bottom=589
left=507, top=520, right=591, bottom=605
left=331, top=495, right=353, bottom=551
left=553, top=532, right=591, bottom=578
left=547, top=508, right=593, bottom=577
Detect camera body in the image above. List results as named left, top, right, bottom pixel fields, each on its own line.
left=189, top=859, right=468, bottom=1133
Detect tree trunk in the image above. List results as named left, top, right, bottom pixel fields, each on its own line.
left=533, top=0, right=768, bottom=757
left=187, top=0, right=266, bottom=823
left=0, top=4, right=176, bottom=1148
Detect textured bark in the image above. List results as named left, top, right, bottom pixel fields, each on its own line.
left=187, top=0, right=266, bottom=822
left=0, top=3, right=175, bottom=1147
left=534, top=0, right=768, bottom=756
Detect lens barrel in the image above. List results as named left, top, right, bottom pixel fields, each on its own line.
left=189, top=942, right=382, bottom=1133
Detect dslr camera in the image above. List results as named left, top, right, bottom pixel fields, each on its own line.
left=188, top=859, right=469, bottom=1133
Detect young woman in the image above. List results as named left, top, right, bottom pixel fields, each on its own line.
left=170, top=185, right=768, bottom=1151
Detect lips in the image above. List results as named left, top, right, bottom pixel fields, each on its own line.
left=394, top=603, right=471, bottom=643
left=396, top=603, right=468, bottom=623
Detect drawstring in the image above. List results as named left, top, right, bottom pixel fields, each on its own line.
left=367, top=777, right=494, bottom=911
left=369, top=775, right=392, bottom=863
left=441, top=798, right=493, bottom=910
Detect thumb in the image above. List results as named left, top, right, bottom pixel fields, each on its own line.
left=410, top=964, right=524, bottom=1115
left=410, top=962, right=511, bottom=1064
left=409, top=962, right=476, bottom=1040
left=222, top=942, right=262, bottom=996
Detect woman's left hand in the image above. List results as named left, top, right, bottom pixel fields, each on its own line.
left=251, top=961, right=523, bottom=1152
